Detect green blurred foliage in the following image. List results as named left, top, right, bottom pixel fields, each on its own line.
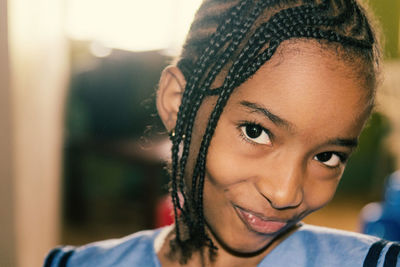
left=337, top=112, right=396, bottom=199
left=368, top=0, right=400, bottom=58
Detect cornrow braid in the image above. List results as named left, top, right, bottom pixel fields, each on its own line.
left=168, top=0, right=381, bottom=263
left=169, top=0, right=256, bottom=257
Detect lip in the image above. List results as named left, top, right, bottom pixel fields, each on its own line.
left=234, top=205, right=288, bottom=235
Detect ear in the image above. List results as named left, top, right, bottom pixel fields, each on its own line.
left=156, top=65, right=186, bottom=132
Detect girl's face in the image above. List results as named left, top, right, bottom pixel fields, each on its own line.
left=199, top=41, right=371, bottom=254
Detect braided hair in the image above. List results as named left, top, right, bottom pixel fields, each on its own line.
left=168, top=0, right=381, bottom=263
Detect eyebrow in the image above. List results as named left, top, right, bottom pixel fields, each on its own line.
left=327, top=138, right=359, bottom=149
left=239, top=100, right=294, bottom=129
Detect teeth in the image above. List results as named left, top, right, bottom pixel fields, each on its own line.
left=245, top=212, right=257, bottom=223
left=250, top=214, right=256, bottom=223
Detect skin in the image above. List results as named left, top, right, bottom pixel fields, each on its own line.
left=157, top=40, right=372, bottom=267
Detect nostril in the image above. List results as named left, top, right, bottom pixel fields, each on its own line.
left=255, top=164, right=305, bottom=210
left=261, top=188, right=304, bottom=210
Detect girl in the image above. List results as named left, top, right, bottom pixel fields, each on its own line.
left=44, top=0, right=400, bottom=266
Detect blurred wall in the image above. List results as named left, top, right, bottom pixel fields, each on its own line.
left=0, top=0, right=16, bottom=266
left=377, top=61, right=400, bottom=168
left=0, top=0, right=69, bottom=266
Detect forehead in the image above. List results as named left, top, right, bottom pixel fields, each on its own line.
left=227, top=40, right=371, bottom=138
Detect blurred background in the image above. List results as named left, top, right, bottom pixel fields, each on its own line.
left=0, top=0, right=399, bottom=266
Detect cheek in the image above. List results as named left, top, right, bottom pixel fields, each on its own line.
left=205, top=123, right=250, bottom=187
left=302, top=172, right=341, bottom=211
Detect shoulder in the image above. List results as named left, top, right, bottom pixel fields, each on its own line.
left=259, top=224, right=400, bottom=267
left=43, top=228, right=166, bottom=267
left=295, top=224, right=380, bottom=249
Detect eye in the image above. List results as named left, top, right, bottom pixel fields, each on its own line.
left=240, top=124, right=271, bottom=145
left=313, top=152, right=345, bottom=168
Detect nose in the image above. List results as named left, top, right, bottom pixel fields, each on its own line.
left=255, top=157, right=304, bottom=210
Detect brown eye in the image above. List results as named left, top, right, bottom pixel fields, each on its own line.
left=314, top=152, right=341, bottom=167
left=240, top=124, right=271, bottom=145
left=246, top=125, right=262, bottom=138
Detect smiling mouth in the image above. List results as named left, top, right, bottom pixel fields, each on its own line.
left=234, top=205, right=288, bottom=235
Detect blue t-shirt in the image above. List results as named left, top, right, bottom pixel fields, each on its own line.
left=44, top=224, right=400, bottom=267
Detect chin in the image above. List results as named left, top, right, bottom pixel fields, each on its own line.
left=209, top=226, right=276, bottom=255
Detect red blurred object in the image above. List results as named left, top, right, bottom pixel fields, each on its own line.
left=155, top=193, right=184, bottom=228
left=155, top=195, right=175, bottom=228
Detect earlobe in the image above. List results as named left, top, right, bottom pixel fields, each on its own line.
left=156, top=65, right=186, bottom=132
